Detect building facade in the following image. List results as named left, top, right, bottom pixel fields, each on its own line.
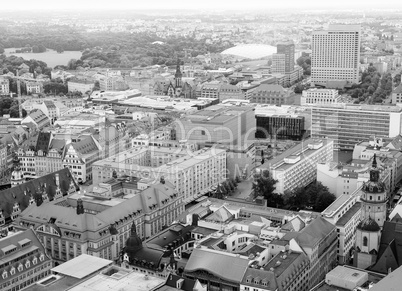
left=92, top=146, right=227, bottom=204
left=260, top=139, right=334, bottom=194
left=311, top=104, right=402, bottom=150
left=0, top=78, right=10, bottom=95
left=301, top=88, right=340, bottom=105
left=277, top=41, right=295, bottom=73
left=0, top=229, right=53, bottom=291
left=250, top=84, right=294, bottom=105
left=255, top=115, right=305, bottom=141
left=311, top=25, right=361, bottom=86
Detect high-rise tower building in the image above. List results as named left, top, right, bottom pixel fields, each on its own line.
left=276, top=41, right=295, bottom=73
left=311, top=25, right=361, bottom=86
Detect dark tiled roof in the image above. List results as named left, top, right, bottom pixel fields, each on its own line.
left=357, top=217, right=381, bottom=232
left=184, top=248, right=249, bottom=283
left=0, top=168, right=77, bottom=221
left=336, top=202, right=361, bottom=227
left=0, top=229, right=51, bottom=285
left=72, top=136, right=99, bottom=155
left=162, top=274, right=198, bottom=291
left=35, top=132, right=51, bottom=153
left=371, top=221, right=402, bottom=274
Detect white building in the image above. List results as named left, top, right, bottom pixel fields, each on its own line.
left=258, top=138, right=334, bottom=194
left=26, top=82, right=42, bottom=94
left=311, top=25, right=361, bottom=86
left=311, top=104, right=402, bottom=150
left=67, top=79, right=94, bottom=94
left=392, top=84, right=402, bottom=106
left=92, top=146, right=227, bottom=204
left=301, top=88, right=340, bottom=105
left=271, top=53, right=286, bottom=74
left=0, top=77, right=10, bottom=95
left=322, top=194, right=362, bottom=264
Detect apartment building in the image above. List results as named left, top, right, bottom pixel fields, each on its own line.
left=311, top=25, right=361, bottom=86
left=322, top=194, right=362, bottom=264
left=219, top=84, right=244, bottom=102
left=0, top=77, right=9, bottom=95
left=92, top=146, right=227, bottom=204
left=272, top=53, right=286, bottom=74
left=259, top=138, right=333, bottom=194
left=0, top=229, right=53, bottom=291
left=67, top=78, right=94, bottom=94
left=301, top=88, right=341, bottom=105
left=277, top=41, right=295, bottom=73
left=311, top=104, right=402, bottom=150
left=26, top=82, right=42, bottom=94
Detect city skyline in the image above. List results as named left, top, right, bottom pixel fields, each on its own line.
left=3, top=0, right=402, bottom=11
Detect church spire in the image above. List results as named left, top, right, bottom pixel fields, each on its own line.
left=174, top=58, right=182, bottom=88
left=370, top=154, right=379, bottom=182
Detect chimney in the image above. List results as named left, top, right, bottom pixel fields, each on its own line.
left=76, top=198, right=84, bottom=215
left=55, top=173, right=60, bottom=188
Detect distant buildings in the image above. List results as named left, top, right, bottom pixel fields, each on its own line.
left=250, top=84, right=295, bottom=105
left=311, top=25, right=361, bottom=87
left=0, top=77, right=9, bottom=95
left=311, top=104, right=402, bottom=150
left=26, top=82, right=42, bottom=94
left=301, top=88, right=341, bottom=105
left=67, top=79, right=94, bottom=94
left=259, top=138, right=333, bottom=194
left=255, top=115, right=305, bottom=141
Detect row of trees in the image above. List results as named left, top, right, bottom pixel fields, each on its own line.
left=296, top=55, right=311, bottom=76
left=252, top=170, right=336, bottom=212
left=0, top=97, right=27, bottom=118
left=212, top=178, right=240, bottom=199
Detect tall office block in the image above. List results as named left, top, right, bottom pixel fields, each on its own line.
left=277, top=41, right=295, bottom=73
left=311, top=104, right=402, bottom=150
left=311, top=25, right=361, bottom=86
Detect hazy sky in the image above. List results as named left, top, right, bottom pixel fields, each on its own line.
left=2, top=0, right=402, bottom=11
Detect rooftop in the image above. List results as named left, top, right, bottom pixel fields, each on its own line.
left=336, top=202, right=362, bottom=227
left=51, top=254, right=113, bottom=279
left=68, top=266, right=165, bottom=291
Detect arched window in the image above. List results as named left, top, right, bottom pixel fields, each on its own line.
left=363, top=236, right=368, bottom=247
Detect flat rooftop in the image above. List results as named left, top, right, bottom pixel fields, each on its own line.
left=337, top=202, right=362, bottom=227
left=322, top=194, right=353, bottom=217
left=51, top=254, right=113, bottom=279
left=312, top=104, right=402, bottom=113
left=267, top=139, right=332, bottom=172
left=68, top=268, right=165, bottom=291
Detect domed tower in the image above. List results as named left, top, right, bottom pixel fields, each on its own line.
left=124, top=222, right=143, bottom=262
left=354, top=217, right=381, bottom=269
left=11, top=154, right=24, bottom=187
left=360, top=154, right=387, bottom=228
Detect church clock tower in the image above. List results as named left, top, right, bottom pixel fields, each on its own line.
left=359, top=154, right=387, bottom=228
left=174, top=58, right=182, bottom=96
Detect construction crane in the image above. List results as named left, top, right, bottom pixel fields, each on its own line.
left=16, top=71, right=23, bottom=119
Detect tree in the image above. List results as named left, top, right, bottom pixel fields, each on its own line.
left=93, top=80, right=100, bottom=91
left=394, top=73, right=401, bottom=85
left=252, top=170, right=277, bottom=200
left=294, top=83, right=304, bottom=94
left=0, top=46, right=4, bottom=54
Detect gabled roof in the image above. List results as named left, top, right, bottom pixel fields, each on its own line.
left=0, top=168, right=77, bottom=221
left=163, top=273, right=200, bottom=291
left=204, top=206, right=233, bottom=223
left=241, top=268, right=277, bottom=290
left=184, top=248, right=249, bottom=283
left=371, top=221, right=402, bottom=273
left=71, top=136, right=99, bottom=156
left=0, top=229, right=51, bottom=285
left=295, top=217, right=336, bottom=248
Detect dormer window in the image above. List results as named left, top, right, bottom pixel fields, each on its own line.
left=2, top=270, right=7, bottom=279
left=10, top=267, right=15, bottom=275
left=18, top=264, right=23, bottom=272
left=25, top=261, right=30, bottom=268
left=39, top=254, right=45, bottom=262
left=32, top=257, right=37, bottom=265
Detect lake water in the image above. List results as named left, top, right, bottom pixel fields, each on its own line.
left=4, top=48, right=82, bottom=68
